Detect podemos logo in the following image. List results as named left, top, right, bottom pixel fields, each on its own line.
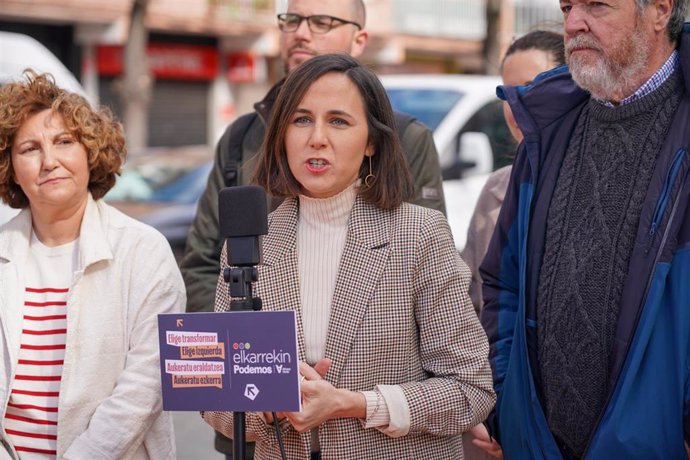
left=231, top=342, right=293, bottom=375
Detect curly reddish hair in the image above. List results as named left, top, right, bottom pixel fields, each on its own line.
left=0, top=71, right=125, bottom=208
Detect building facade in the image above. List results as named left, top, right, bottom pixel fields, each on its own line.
left=0, top=0, right=560, bottom=147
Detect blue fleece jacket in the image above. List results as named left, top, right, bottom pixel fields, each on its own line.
left=480, top=24, right=690, bottom=459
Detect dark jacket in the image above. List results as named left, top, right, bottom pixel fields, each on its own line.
left=481, top=25, right=690, bottom=459
left=181, top=80, right=446, bottom=313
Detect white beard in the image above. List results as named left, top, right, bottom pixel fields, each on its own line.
left=566, top=26, right=650, bottom=102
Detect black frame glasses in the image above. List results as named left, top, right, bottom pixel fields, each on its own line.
left=277, top=13, right=362, bottom=34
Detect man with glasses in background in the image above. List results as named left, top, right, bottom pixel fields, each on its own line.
left=180, top=1, right=446, bottom=458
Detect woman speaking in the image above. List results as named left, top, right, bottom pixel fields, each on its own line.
left=203, top=54, right=495, bottom=459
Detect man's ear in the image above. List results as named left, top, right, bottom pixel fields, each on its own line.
left=350, top=30, right=369, bottom=59
left=652, top=0, right=673, bottom=34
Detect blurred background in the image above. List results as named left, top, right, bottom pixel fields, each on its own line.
left=0, top=0, right=563, bottom=250
left=0, top=0, right=562, bottom=143
left=0, top=0, right=564, bottom=457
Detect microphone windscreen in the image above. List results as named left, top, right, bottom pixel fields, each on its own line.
left=218, top=186, right=268, bottom=238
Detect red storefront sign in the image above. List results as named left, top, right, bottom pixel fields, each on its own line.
left=97, top=43, right=218, bottom=80
left=226, top=52, right=256, bottom=83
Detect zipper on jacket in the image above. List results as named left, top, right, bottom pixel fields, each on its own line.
left=582, top=147, right=688, bottom=458
left=645, top=148, right=687, bottom=254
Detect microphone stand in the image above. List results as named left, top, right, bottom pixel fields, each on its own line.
left=224, top=265, right=262, bottom=460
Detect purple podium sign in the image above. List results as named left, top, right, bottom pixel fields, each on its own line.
left=157, top=310, right=300, bottom=412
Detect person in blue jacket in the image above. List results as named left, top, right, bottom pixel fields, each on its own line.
left=471, top=0, right=690, bottom=457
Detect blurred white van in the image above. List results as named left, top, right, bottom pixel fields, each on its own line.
left=0, top=31, right=87, bottom=98
left=381, top=74, right=511, bottom=179
left=382, top=74, right=514, bottom=249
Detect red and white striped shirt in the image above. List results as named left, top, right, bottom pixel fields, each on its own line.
left=4, top=236, right=77, bottom=459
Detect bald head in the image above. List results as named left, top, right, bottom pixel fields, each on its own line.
left=285, top=0, right=365, bottom=26
left=351, top=0, right=366, bottom=27
left=280, top=0, right=369, bottom=73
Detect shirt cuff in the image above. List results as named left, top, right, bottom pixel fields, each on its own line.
left=360, top=385, right=411, bottom=437
left=361, top=389, right=389, bottom=428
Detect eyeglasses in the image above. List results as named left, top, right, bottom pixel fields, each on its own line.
left=277, top=13, right=362, bottom=34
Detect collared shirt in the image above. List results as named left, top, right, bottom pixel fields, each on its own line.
left=604, top=50, right=680, bottom=107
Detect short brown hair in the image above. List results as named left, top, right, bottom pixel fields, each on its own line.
left=254, top=53, right=413, bottom=210
left=502, top=30, right=565, bottom=70
left=0, top=71, right=125, bottom=208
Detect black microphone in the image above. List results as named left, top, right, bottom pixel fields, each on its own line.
left=217, top=186, right=268, bottom=460
left=218, top=185, right=268, bottom=267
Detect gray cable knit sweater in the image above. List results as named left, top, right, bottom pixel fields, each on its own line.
left=535, top=71, right=683, bottom=457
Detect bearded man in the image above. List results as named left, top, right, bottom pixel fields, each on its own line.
left=471, top=0, right=690, bottom=458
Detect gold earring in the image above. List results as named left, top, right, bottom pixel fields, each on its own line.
left=364, top=154, right=376, bottom=188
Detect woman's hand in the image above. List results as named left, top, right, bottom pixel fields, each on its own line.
left=263, top=360, right=332, bottom=425
left=285, top=359, right=366, bottom=432
left=469, top=423, right=504, bottom=459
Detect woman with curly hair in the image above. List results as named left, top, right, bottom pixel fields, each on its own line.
left=0, top=71, right=184, bottom=459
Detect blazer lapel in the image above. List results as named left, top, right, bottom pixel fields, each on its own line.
left=324, top=197, right=392, bottom=384
left=256, top=198, right=308, bottom=361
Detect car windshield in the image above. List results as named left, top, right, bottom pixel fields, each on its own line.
left=385, top=88, right=463, bottom=131
left=106, top=160, right=213, bottom=204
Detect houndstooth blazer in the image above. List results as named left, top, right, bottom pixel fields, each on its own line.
left=203, top=195, right=495, bottom=460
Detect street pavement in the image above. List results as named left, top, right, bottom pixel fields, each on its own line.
left=173, top=411, right=224, bottom=459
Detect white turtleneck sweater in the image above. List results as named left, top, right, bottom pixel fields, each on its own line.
left=297, top=184, right=354, bottom=364
left=296, top=182, right=409, bottom=436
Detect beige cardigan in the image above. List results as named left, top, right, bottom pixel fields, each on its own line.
left=0, top=196, right=185, bottom=459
